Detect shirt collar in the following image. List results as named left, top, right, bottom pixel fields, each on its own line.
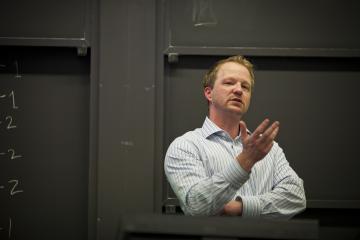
left=201, top=116, right=249, bottom=140
left=201, top=117, right=223, bottom=138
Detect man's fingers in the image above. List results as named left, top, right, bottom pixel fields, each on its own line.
left=270, top=123, right=280, bottom=139
left=239, top=121, right=248, bottom=140
left=257, top=122, right=280, bottom=148
left=239, top=120, right=280, bottom=168
left=260, top=121, right=280, bottom=140
left=252, top=119, right=270, bottom=139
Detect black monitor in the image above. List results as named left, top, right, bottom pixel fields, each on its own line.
left=117, top=214, right=318, bottom=240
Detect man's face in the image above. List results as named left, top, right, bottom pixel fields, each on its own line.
left=205, top=62, right=252, bottom=117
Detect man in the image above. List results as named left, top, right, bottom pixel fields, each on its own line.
left=164, top=55, right=306, bottom=218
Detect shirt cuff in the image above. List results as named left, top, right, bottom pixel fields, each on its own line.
left=241, top=195, right=262, bottom=217
left=222, top=158, right=249, bottom=189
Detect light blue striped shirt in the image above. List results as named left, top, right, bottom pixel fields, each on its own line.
left=165, top=117, right=306, bottom=218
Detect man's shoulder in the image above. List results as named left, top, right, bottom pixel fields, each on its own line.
left=174, top=127, right=204, bottom=142
left=168, top=128, right=205, bottom=150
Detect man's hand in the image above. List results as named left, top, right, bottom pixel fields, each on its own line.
left=222, top=200, right=243, bottom=216
left=237, top=119, right=280, bottom=172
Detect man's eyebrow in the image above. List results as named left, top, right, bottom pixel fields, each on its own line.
left=223, top=77, right=250, bottom=83
left=223, top=77, right=236, bottom=81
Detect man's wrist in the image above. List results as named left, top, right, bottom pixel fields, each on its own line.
left=235, top=196, right=243, bottom=216
left=236, top=153, right=253, bottom=173
left=223, top=199, right=243, bottom=216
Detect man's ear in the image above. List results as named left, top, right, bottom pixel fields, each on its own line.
left=204, top=86, right=212, bottom=102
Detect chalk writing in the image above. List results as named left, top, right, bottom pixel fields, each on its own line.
left=0, top=217, right=13, bottom=239
left=0, top=148, right=22, bottom=160
left=0, top=91, right=19, bottom=109
left=9, top=217, right=12, bottom=239
left=8, top=149, right=22, bottom=160
left=14, top=61, right=21, bottom=79
left=4, top=116, right=17, bottom=129
left=0, top=149, right=22, bottom=160
left=0, top=180, right=24, bottom=196
left=8, top=179, right=24, bottom=196
left=1, top=60, right=22, bottom=240
left=8, top=91, right=18, bottom=109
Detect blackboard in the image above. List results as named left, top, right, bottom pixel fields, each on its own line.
left=167, top=0, right=360, bottom=50
left=0, top=46, right=90, bottom=240
left=0, top=0, right=90, bottom=46
left=163, top=55, right=360, bottom=209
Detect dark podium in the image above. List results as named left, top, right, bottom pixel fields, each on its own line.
left=117, top=214, right=318, bottom=240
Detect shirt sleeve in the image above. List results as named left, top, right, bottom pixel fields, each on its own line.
left=164, top=136, right=249, bottom=216
left=240, top=143, right=306, bottom=219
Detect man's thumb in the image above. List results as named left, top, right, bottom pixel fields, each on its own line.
left=239, top=121, right=248, bottom=139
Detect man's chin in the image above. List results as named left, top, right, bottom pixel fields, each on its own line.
left=227, top=107, right=245, bottom=116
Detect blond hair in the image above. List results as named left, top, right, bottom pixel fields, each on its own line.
left=203, top=55, right=255, bottom=90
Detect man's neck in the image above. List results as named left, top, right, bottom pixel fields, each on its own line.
left=209, top=111, right=242, bottom=139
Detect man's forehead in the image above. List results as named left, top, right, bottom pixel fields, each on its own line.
left=217, top=62, right=250, bottom=78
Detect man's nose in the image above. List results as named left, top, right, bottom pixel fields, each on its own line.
left=233, top=82, right=243, bottom=94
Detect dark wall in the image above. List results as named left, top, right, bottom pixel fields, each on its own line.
left=97, top=0, right=156, bottom=240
